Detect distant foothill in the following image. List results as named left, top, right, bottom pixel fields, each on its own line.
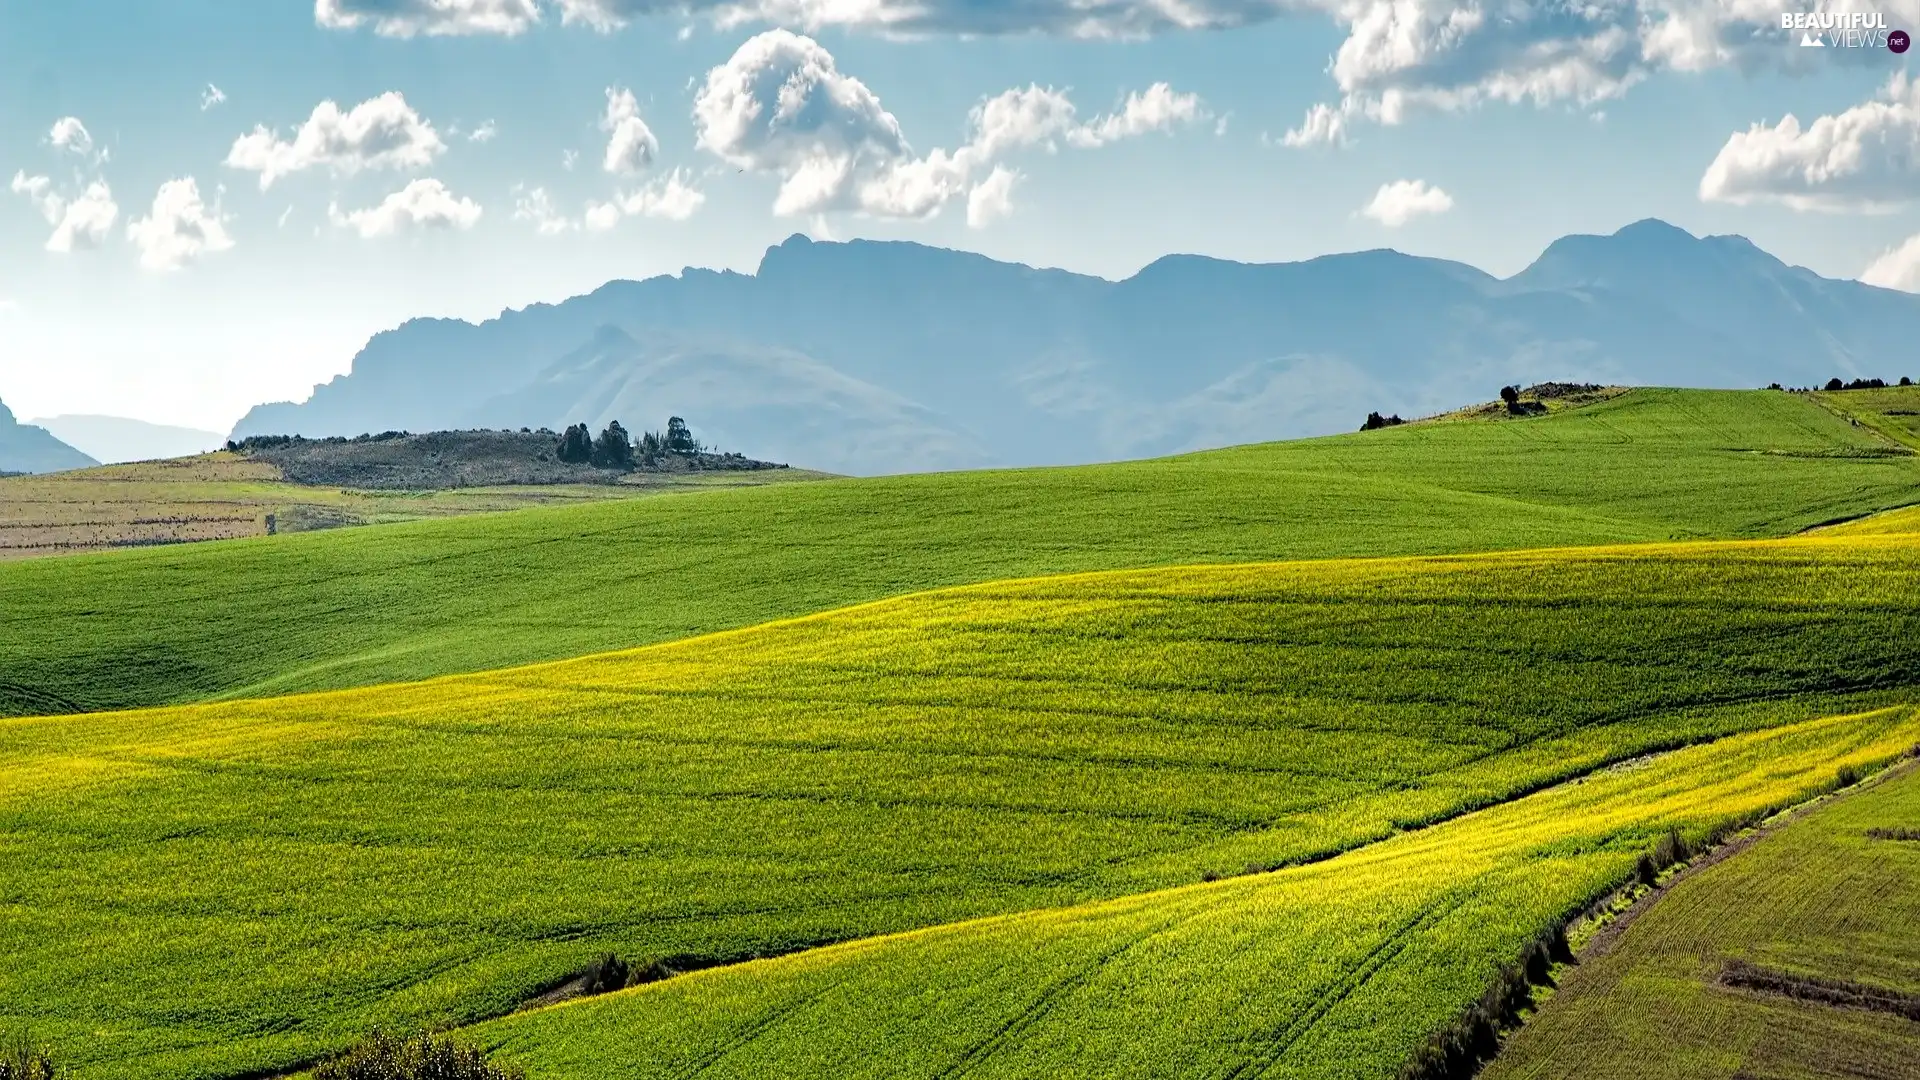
left=225, top=417, right=786, bottom=490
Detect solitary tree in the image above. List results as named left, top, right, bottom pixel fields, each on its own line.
left=1825, top=377, right=1846, bottom=391
left=1499, top=385, right=1520, bottom=407
left=665, top=416, right=698, bottom=453
left=1903, top=376, right=1914, bottom=387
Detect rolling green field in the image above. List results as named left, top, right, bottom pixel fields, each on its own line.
left=6, top=388, right=1920, bottom=719
left=7, top=531, right=1920, bottom=1078
left=469, top=708, right=1920, bottom=1080
left=1484, top=762, right=1920, bottom=1080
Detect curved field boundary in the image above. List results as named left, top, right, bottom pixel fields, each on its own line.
left=465, top=707, right=1920, bottom=1080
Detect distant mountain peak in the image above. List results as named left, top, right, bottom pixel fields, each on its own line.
left=0, top=397, right=99, bottom=473
left=1612, top=217, right=1696, bottom=240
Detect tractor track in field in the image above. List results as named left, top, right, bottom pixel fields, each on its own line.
left=1224, top=892, right=1471, bottom=1079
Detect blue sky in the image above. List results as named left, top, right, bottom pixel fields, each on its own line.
left=2, top=0, right=1917, bottom=431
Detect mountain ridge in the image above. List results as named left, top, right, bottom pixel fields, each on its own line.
left=232, top=220, right=1920, bottom=474
left=0, top=399, right=98, bottom=474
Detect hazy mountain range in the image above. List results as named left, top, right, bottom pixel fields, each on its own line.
left=0, top=400, right=96, bottom=474
left=30, top=415, right=226, bottom=465
left=233, top=219, right=1920, bottom=475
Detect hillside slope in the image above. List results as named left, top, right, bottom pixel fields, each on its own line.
left=230, top=221, right=1920, bottom=474
left=0, top=397, right=96, bottom=474
left=5, top=388, right=1918, bottom=718
left=7, top=534, right=1920, bottom=1078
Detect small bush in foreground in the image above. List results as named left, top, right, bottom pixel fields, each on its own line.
left=0, top=1037, right=56, bottom=1080
left=314, top=1032, right=524, bottom=1080
left=1636, top=826, right=1694, bottom=887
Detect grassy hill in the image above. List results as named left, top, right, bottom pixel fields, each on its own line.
left=1484, top=761, right=1920, bottom=1080
left=7, top=529, right=1920, bottom=1078
left=5, top=387, right=1919, bottom=718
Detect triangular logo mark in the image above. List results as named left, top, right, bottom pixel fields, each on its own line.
left=1800, top=30, right=1826, bottom=45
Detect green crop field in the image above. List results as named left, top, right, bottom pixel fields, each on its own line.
left=7, top=530, right=1920, bottom=1079
left=6, top=388, right=1920, bottom=719
left=1484, top=762, right=1920, bottom=1080
left=469, top=708, right=1920, bottom=1080
left=1813, top=384, right=1920, bottom=451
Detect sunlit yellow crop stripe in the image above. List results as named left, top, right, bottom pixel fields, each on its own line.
left=12, top=529, right=1920, bottom=741
left=473, top=706, right=1920, bottom=1080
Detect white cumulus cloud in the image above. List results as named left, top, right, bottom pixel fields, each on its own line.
left=469, top=119, right=498, bottom=142
left=329, top=177, right=483, bottom=237
left=966, top=165, right=1020, bottom=228
left=1279, top=0, right=1920, bottom=146
left=965, top=85, right=1081, bottom=158
left=1069, top=83, right=1205, bottom=146
left=1699, top=72, right=1920, bottom=212
left=202, top=84, right=228, bottom=111
left=551, top=0, right=1303, bottom=36
left=315, top=0, right=541, bottom=36
left=694, top=30, right=1202, bottom=220
left=1862, top=232, right=1920, bottom=291
left=584, top=168, right=707, bottom=228
left=1359, top=178, right=1453, bottom=226
left=49, top=117, right=95, bottom=156
left=225, top=91, right=446, bottom=189
left=126, top=178, right=233, bottom=271
left=602, top=88, right=660, bottom=174
left=11, top=171, right=119, bottom=253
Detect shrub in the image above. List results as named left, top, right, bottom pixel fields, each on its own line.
left=583, top=952, right=632, bottom=993
left=1499, top=385, right=1520, bottom=406
left=1903, top=376, right=1914, bottom=387
left=0, top=1037, right=55, bottom=1080
left=1361, top=412, right=1407, bottom=431
left=313, top=1032, right=525, bottom=1080
left=1636, top=826, right=1693, bottom=886
left=1826, top=377, right=1846, bottom=391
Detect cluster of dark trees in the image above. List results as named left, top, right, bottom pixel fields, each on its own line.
left=1498, top=385, right=1547, bottom=416
left=555, top=416, right=704, bottom=469
left=1361, top=411, right=1406, bottom=431
left=226, top=430, right=413, bottom=452
left=1769, top=376, right=1915, bottom=391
